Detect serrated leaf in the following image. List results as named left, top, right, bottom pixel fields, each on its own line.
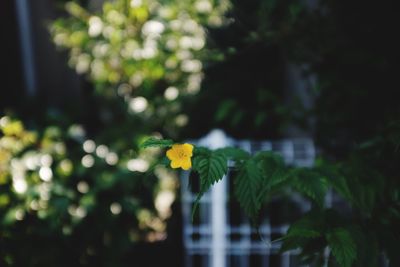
left=191, top=151, right=228, bottom=219
left=291, top=168, right=328, bottom=207
left=315, top=161, right=352, bottom=202
left=234, top=159, right=264, bottom=220
left=140, top=138, right=173, bottom=149
left=194, top=152, right=227, bottom=182
left=348, top=225, right=378, bottom=267
left=326, top=228, right=357, bottom=267
left=281, top=211, right=325, bottom=256
left=265, top=169, right=290, bottom=191
left=255, top=151, right=289, bottom=196
left=286, top=216, right=322, bottom=239
left=193, top=146, right=211, bottom=156
left=254, top=151, right=284, bottom=165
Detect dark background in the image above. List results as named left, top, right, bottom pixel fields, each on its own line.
left=1, top=0, right=400, bottom=266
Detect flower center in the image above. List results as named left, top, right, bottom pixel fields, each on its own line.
left=178, top=151, right=186, bottom=158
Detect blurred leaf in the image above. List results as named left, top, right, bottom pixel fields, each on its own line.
left=290, top=168, right=328, bottom=207
left=281, top=210, right=324, bottom=252
left=315, top=161, right=352, bottom=202
left=216, top=147, right=250, bottom=161
left=326, top=228, right=357, bottom=267
left=140, top=138, right=173, bottom=149
left=215, top=99, right=236, bottom=122
left=0, top=194, right=10, bottom=207
left=286, top=217, right=322, bottom=239
left=255, top=151, right=289, bottom=196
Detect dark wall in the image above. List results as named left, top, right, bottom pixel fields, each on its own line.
left=0, top=0, right=84, bottom=114
left=0, top=0, right=25, bottom=110
left=30, top=0, right=83, bottom=110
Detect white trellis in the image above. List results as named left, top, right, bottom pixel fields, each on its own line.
left=181, top=129, right=323, bottom=267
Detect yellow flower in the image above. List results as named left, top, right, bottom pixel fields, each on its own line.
left=166, top=143, right=194, bottom=170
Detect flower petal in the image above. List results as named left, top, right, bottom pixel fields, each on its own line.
left=172, top=144, right=182, bottom=151
left=183, top=143, right=194, bottom=156
left=166, top=148, right=178, bottom=161
left=181, top=158, right=192, bottom=170
left=170, top=159, right=182, bottom=169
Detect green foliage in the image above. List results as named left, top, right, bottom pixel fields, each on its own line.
left=315, top=160, right=353, bottom=203
left=2, top=0, right=232, bottom=264
left=285, top=214, right=322, bottom=239
left=4, top=0, right=400, bottom=265
left=290, top=168, right=328, bottom=208
left=348, top=226, right=379, bottom=267
left=51, top=0, right=231, bottom=139
left=326, top=228, right=357, bottom=267
left=280, top=211, right=324, bottom=254
left=193, top=151, right=228, bottom=184
left=140, top=138, right=173, bottom=149
left=191, top=149, right=228, bottom=219
left=217, top=147, right=250, bottom=161
left=144, top=132, right=400, bottom=266
left=183, top=0, right=304, bottom=139
left=98, top=0, right=400, bottom=265
left=233, top=158, right=264, bottom=220
left=280, top=210, right=360, bottom=267
left=256, top=152, right=289, bottom=195
left=15, top=0, right=232, bottom=264
left=0, top=115, right=179, bottom=266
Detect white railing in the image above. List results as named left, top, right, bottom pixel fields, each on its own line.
left=181, top=130, right=319, bottom=267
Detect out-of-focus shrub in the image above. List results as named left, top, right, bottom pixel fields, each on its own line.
left=0, top=115, right=178, bottom=266
left=51, top=0, right=230, bottom=138
left=2, top=0, right=231, bottom=266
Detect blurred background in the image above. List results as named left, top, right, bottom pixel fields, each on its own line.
left=1, top=0, right=399, bottom=266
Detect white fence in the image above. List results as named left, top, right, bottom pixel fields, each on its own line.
left=181, top=130, right=320, bottom=267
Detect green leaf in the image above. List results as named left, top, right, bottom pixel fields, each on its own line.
left=191, top=151, right=228, bottom=219
left=193, top=152, right=228, bottom=182
left=254, top=151, right=288, bottom=195
left=315, top=161, right=352, bottom=202
left=215, top=99, right=236, bottom=122
left=254, top=151, right=284, bottom=163
left=286, top=218, right=322, bottom=239
left=234, top=159, right=264, bottom=220
left=281, top=211, right=324, bottom=252
left=290, top=168, right=328, bottom=207
left=280, top=236, right=311, bottom=252
left=326, top=228, right=357, bottom=267
left=140, top=138, right=174, bottom=149
left=158, top=156, right=171, bottom=167
left=253, top=151, right=285, bottom=169
left=266, top=168, right=290, bottom=188
left=348, top=226, right=378, bottom=267
left=217, top=147, right=250, bottom=161
left=193, top=146, right=211, bottom=156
